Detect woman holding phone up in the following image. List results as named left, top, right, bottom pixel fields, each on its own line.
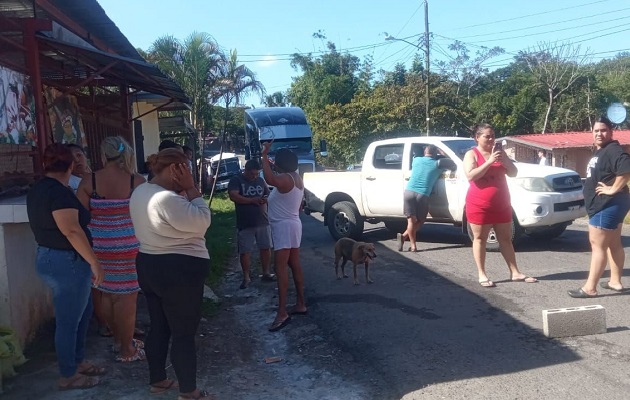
left=464, top=123, right=537, bottom=288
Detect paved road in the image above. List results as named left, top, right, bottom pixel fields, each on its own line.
left=298, top=214, right=630, bottom=400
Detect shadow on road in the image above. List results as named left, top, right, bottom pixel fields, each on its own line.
left=300, top=214, right=581, bottom=400
left=363, top=220, right=630, bottom=255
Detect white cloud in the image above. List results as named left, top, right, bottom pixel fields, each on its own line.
left=257, top=55, right=278, bottom=68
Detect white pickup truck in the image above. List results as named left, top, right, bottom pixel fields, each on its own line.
left=303, top=137, right=586, bottom=250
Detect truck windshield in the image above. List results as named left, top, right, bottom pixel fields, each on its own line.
left=443, top=139, right=476, bottom=161
left=269, top=138, right=312, bottom=154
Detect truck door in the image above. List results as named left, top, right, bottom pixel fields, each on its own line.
left=362, top=143, right=405, bottom=216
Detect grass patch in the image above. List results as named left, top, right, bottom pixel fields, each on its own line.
left=205, top=191, right=236, bottom=287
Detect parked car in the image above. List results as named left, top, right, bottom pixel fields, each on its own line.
left=202, top=153, right=242, bottom=192
left=303, top=136, right=586, bottom=250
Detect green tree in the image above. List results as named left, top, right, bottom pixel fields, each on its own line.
left=146, top=32, right=223, bottom=133
left=214, top=49, right=266, bottom=147
left=520, top=42, right=589, bottom=133
left=287, top=42, right=360, bottom=115
left=264, top=91, right=287, bottom=107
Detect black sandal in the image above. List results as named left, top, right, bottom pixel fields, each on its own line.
left=268, top=316, right=291, bottom=332
left=567, top=288, right=598, bottom=298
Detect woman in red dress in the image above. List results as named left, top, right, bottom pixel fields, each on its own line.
left=464, top=124, right=537, bottom=287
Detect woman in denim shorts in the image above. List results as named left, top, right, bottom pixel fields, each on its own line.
left=569, top=117, right=630, bottom=298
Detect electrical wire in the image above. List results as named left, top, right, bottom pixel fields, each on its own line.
left=452, top=7, right=630, bottom=40
left=465, top=14, right=630, bottom=44
left=441, top=0, right=613, bottom=32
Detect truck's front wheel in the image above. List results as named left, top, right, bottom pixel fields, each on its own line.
left=466, top=215, right=523, bottom=252
left=326, top=201, right=364, bottom=240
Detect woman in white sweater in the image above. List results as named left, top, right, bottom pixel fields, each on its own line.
left=129, top=149, right=212, bottom=400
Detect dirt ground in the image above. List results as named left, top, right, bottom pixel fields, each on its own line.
left=1, top=254, right=375, bottom=400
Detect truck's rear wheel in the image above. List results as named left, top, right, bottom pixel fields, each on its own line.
left=326, top=201, right=364, bottom=240
left=466, top=215, right=522, bottom=252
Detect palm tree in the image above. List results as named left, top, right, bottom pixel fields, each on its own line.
left=214, top=49, right=266, bottom=144
left=209, top=49, right=266, bottom=202
left=146, top=32, right=223, bottom=134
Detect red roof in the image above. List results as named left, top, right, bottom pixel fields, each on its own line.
left=504, top=131, right=630, bottom=150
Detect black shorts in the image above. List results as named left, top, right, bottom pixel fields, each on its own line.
left=403, top=190, right=429, bottom=221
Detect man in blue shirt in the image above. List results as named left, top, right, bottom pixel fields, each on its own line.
left=398, top=145, right=446, bottom=252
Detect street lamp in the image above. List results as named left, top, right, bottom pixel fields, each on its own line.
left=385, top=33, right=430, bottom=136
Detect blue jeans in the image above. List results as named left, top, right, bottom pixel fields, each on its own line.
left=36, top=247, right=93, bottom=377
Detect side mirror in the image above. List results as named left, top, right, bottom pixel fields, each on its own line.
left=437, top=158, right=457, bottom=171
left=319, top=139, right=328, bottom=157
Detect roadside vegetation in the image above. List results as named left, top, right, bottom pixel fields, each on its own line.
left=205, top=192, right=236, bottom=287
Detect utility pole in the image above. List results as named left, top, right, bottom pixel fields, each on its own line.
left=424, top=0, right=430, bottom=136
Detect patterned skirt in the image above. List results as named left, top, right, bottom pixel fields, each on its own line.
left=89, top=198, right=140, bottom=294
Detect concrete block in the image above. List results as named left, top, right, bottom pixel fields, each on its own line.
left=543, top=305, right=606, bottom=338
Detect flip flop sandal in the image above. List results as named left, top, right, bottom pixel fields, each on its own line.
left=150, top=379, right=179, bottom=395
left=77, top=363, right=106, bottom=376
left=396, top=233, right=404, bottom=252
left=600, top=282, right=624, bottom=292
left=479, top=280, right=496, bottom=288
left=511, top=276, right=538, bottom=283
left=268, top=316, right=291, bottom=332
left=288, top=306, right=308, bottom=315
left=58, top=375, right=100, bottom=391
left=567, top=288, right=598, bottom=298
left=111, top=338, right=144, bottom=353
left=177, top=390, right=216, bottom=400
left=116, top=347, right=146, bottom=363
left=239, top=280, right=251, bottom=289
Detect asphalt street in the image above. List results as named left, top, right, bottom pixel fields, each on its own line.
left=298, top=214, right=630, bottom=400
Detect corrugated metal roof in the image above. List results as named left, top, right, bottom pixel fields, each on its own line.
left=503, top=131, right=630, bottom=150
left=0, top=0, right=142, bottom=61
left=38, top=36, right=189, bottom=102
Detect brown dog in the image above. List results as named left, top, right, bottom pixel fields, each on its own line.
left=334, top=238, right=377, bottom=285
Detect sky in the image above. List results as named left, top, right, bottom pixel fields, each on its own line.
left=98, top=0, right=630, bottom=107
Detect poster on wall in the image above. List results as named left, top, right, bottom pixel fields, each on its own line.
left=0, top=66, right=36, bottom=146
left=44, top=86, right=87, bottom=147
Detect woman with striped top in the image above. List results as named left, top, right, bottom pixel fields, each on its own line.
left=77, top=136, right=146, bottom=362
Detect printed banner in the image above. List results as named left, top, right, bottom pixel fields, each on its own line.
left=44, top=86, right=87, bottom=147
left=0, top=66, right=36, bottom=146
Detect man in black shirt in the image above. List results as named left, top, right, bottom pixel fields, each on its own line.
left=228, top=159, right=274, bottom=289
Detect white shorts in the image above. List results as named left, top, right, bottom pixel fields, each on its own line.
left=270, top=219, right=302, bottom=250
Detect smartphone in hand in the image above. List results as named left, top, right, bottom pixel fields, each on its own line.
left=493, top=141, right=503, bottom=152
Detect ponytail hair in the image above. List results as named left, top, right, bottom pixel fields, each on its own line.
left=101, top=136, right=136, bottom=174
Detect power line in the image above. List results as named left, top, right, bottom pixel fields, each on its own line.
left=441, top=0, right=613, bottom=32
left=465, top=14, right=630, bottom=44
left=395, top=4, right=423, bottom=37
left=238, top=34, right=421, bottom=58
left=451, top=7, right=630, bottom=40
